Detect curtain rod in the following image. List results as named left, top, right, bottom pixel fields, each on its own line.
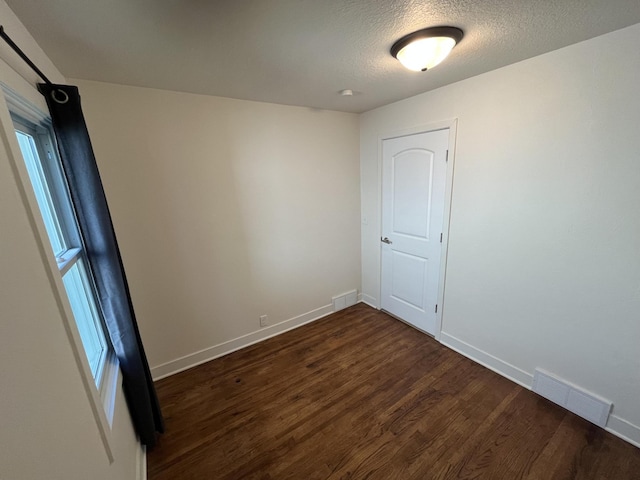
left=0, top=25, right=53, bottom=85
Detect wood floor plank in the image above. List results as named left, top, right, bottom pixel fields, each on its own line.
left=148, top=304, right=640, bottom=480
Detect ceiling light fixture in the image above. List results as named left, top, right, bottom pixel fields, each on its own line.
left=391, top=26, right=463, bottom=72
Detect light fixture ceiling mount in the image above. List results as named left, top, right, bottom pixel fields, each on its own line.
left=391, top=26, right=463, bottom=72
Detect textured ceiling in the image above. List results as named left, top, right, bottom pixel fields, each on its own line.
left=6, top=0, right=640, bottom=113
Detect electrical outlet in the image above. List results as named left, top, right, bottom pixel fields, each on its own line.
left=259, top=315, right=268, bottom=327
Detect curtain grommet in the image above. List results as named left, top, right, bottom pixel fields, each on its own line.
left=52, top=89, right=69, bottom=104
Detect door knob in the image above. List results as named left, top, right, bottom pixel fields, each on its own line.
left=381, top=237, right=392, bottom=244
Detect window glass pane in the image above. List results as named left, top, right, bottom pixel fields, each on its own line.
left=15, top=130, right=67, bottom=256
left=62, top=259, right=108, bottom=384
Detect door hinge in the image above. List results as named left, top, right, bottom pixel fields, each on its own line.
left=440, top=233, right=443, bottom=243
left=435, top=304, right=438, bottom=313
left=445, top=150, right=449, bottom=162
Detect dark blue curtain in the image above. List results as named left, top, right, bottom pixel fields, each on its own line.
left=38, top=83, right=164, bottom=447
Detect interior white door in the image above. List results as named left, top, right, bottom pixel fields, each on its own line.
left=381, top=129, right=449, bottom=334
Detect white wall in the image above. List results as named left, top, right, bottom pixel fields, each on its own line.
left=0, top=2, right=142, bottom=479
left=71, top=80, right=361, bottom=377
left=361, top=23, right=640, bottom=445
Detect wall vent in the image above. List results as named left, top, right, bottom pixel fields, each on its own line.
left=532, top=369, right=611, bottom=428
left=332, top=290, right=358, bottom=312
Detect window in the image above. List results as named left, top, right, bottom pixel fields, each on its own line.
left=13, top=115, right=112, bottom=387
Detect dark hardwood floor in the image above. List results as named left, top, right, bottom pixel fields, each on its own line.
left=148, top=303, right=640, bottom=479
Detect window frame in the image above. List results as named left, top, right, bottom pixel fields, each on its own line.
left=13, top=114, right=112, bottom=385
left=1, top=84, right=119, bottom=462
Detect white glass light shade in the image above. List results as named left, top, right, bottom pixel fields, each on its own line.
left=391, top=27, right=463, bottom=72
left=395, top=36, right=457, bottom=71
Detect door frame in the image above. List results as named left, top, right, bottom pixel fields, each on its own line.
left=377, top=119, right=457, bottom=341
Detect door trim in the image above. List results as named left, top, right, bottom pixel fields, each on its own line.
left=377, top=119, right=457, bottom=341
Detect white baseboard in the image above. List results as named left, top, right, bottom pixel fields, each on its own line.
left=439, top=331, right=534, bottom=389
left=136, top=443, right=146, bottom=480
left=151, top=303, right=334, bottom=380
left=361, top=294, right=378, bottom=308
left=440, top=331, right=640, bottom=448
left=606, top=414, right=640, bottom=447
